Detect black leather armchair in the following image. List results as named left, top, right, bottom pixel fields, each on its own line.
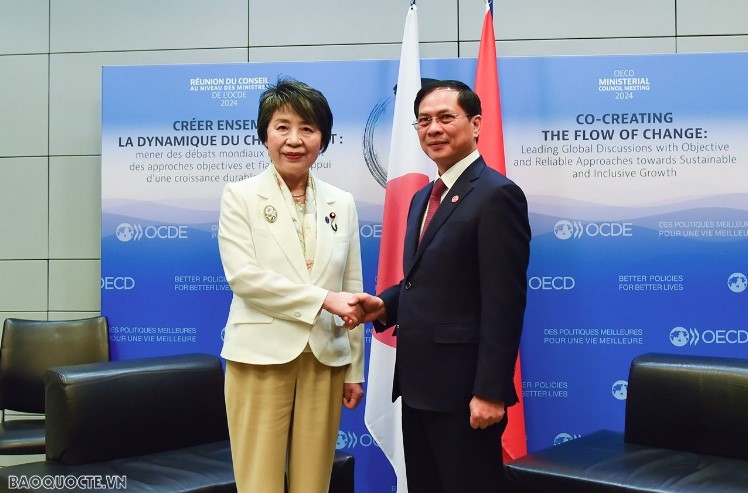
left=0, top=316, right=109, bottom=455
left=0, top=353, right=354, bottom=493
left=505, top=352, right=748, bottom=492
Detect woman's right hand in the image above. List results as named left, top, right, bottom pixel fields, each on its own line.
left=322, top=291, right=364, bottom=328
left=348, top=293, right=386, bottom=324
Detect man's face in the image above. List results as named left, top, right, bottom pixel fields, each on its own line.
left=415, top=88, right=480, bottom=171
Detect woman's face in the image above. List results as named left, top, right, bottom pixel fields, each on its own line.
left=264, top=106, right=322, bottom=179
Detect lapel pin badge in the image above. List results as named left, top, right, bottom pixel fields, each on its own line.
left=452, top=195, right=459, bottom=203
left=263, top=205, right=278, bottom=223
left=325, top=212, right=338, bottom=231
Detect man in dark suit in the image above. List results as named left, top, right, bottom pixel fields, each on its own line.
left=353, top=79, right=531, bottom=492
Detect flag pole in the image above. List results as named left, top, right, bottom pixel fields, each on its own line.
left=364, top=5, right=431, bottom=492
left=474, top=0, right=529, bottom=461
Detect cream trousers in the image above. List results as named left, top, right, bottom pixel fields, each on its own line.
left=225, top=353, right=346, bottom=493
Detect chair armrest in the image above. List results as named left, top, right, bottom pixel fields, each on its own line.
left=45, top=353, right=229, bottom=465
left=625, top=352, right=748, bottom=460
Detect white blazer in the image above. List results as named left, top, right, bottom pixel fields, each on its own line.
left=218, top=168, right=364, bottom=383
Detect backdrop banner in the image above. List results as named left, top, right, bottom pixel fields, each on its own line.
left=102, top=53, right=748, bottom=492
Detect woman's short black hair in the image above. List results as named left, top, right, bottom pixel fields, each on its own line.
left=256, top=77, right=334, bottom=153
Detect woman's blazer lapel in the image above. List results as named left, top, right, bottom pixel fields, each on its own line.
left=255, top=170, right=310, bottom=282
left=309, top=180, right=337, bottom=284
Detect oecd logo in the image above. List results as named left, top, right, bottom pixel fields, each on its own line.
left=528, top=276, right=575, bottom=290
left=670, top=326, right=748, bottom=346
left=728, top=272, right=747, bottom=293
left=670, top=326, right=695, bottom=347
left=670, top=327, right=691, bottom=347
left=611, top=380, right=628, bottom=400
left=100, top=276, right=135, bottom=290
left=553, top=433, right=581, bottom=446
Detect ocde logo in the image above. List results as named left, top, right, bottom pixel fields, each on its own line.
left=586, top=222, right=633, bottom=237
left=554, top=220, right=633, bottom=240
left=101, top=276, right=135, bottom=290
left=115, top=223, right=188, bottom=242
left=359, top=223, right=382, bottom=238
left=116, top=223, right=138, bottom=242
left=528, top=276, right=575, bottom=290
left=553, top=220, right=579, bottom=240
left=336, top=430, right=378, bottom=450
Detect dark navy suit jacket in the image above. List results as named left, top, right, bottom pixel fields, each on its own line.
left=375, top=156, right=531, bottom=413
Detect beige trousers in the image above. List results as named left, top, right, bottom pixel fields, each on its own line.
left=225, top=353, right=346, bottom=493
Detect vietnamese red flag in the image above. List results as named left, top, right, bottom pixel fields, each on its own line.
left=474, top=0, right=529, bottom=461
left=364, top=3, right=432, bottom=492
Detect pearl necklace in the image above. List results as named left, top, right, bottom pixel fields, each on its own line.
left=291, top=192, right=305, bottom=213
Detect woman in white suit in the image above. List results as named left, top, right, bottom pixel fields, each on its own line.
left=218, top=78, right=365, bottom=493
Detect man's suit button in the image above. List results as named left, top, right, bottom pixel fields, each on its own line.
left=404, top=281, right=412, bottom=290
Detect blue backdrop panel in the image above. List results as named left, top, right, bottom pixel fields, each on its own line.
left=102, top=54, right=748, bottom=492
left=499, top=53, right=748, bottom=450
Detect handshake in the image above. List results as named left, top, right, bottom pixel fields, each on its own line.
left=323, top=291, right=386, bottom=329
